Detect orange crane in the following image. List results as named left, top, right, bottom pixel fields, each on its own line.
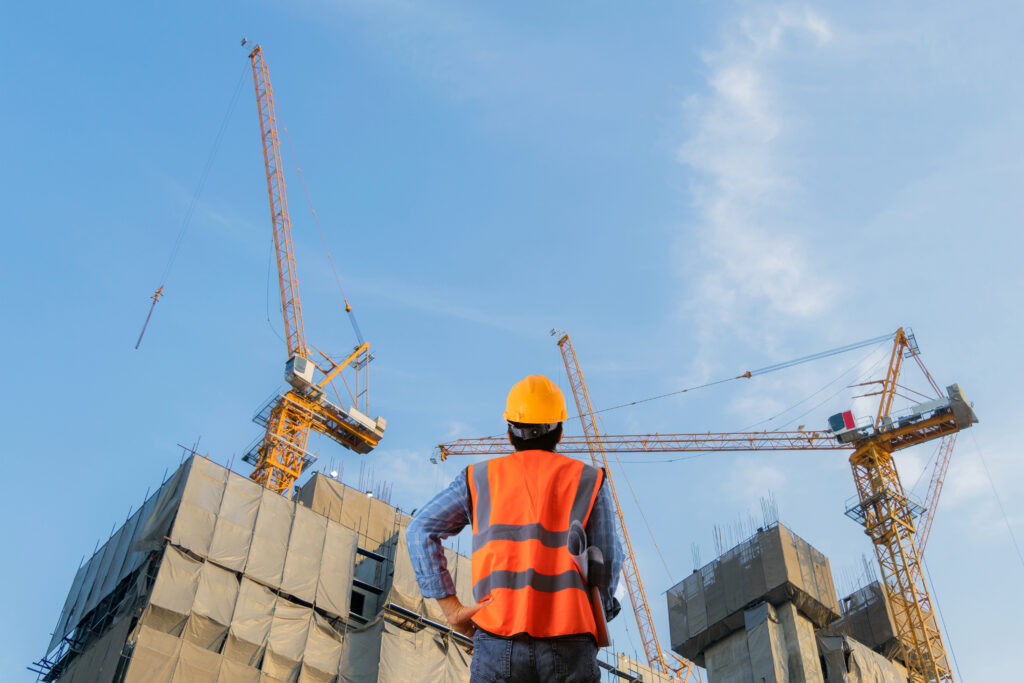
left=242, top=45, right=386, bottom=497
left=438, top=329, right=976, bottom=683
left=555, top=330, right=698, bottom=681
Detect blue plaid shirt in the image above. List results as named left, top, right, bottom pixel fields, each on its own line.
left=407, top=459, right=623, bottom=619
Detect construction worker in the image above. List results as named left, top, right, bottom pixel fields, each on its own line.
left=407, top=375, right=623, bottom=682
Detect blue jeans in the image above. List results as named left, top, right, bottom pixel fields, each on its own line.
left=471, top=630, right=601, bottom=683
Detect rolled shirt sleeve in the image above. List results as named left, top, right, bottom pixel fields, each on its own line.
left=406, top=469, right=472, bottom=599
left=586, top=480, right=624, bottom=621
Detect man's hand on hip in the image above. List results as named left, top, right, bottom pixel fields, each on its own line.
left=436, top=595, right=491, bottom=637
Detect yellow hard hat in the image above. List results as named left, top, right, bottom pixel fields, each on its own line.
left=504, top=375, right=569, bottom=424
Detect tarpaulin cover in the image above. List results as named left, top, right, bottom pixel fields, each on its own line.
left=387, top=529, right=474, bottom=624
left=667, top=523, right=841, bottom=663
left=146, top=545, right=203, bottom=636
left=125, top=626, right=182, bottom=683
left=776, top=601, right=825, bottom=682
left=48, top=458, right=367, bottom=661
left=744, top=602, right=789, bottom=683
left=294, top=475, right=411, bottom=547
left=316, top=522, right=357, bottom=618
left=171, top=457, right=230, bottom=558
left=334, top=616, right=471, bottom=683
left=339, top=620, right=385, bottom=683
left=302, top=613, right=344, bottom=679
left=281, top=505, right=328, bottom=604
left=184, top=561, right=240, bottom=651
left=208, top=474, right=263, bottom=572
left=55, top=615, right=132, bottom=683
left=378, top=622, right=446, bottom=683
left=263, top=598, right=312, bottom=680
left=246, top=488, right=295, bottom=588
left=223, top=579, right=277, bottom=667
left=124, top=625, right=271, bottom=683
left=817, top=633, right=907, bottom=683
left=703, top=630, right=752, bottom=683
left=50, top=459, right=187, bottom=654
left=828, top=582, right=900, bottom=659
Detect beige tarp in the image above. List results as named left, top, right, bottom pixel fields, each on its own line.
left=263, top=598, right=313, bottom=681
left=223, top=579, right=277, bottom=666
left=388, top=530, right=473, bottom=624
left=209, top=474, right=263, bottom=572
left=185, top=561, right=240, bottom=651
left=146, top=546, right=202, bottom=636
left=335, top=617, right=471, bottom=683
left=125, top=626, right=181, bottom=683
left=316, top=522, right=357, bottom=618
left=246, top=489, right=295, bottom=588
left=294, top=474, right=410, bottom=547
left=170, top=456, right=230, bottom=558
left=339, top=620, right=385, bottom=683
left=281, top=505, right=328, bottom=603
left=303, top=614, right=344, bottom=679
left=51, top=460, right=186, bottom=655
left=125, top=625, right=273, bottom=683
left=56, top=615, right=132, bottom=683
left=378, top=622, right=447, bottom=683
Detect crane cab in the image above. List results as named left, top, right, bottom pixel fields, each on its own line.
left=285, top=355, right=316, bottom=390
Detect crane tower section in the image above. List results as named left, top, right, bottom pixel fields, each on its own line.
left=245, top=45, right=385, bottom=497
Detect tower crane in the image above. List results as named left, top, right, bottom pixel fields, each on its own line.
left=437, top=328, right=976, bottom=683
left=243, top=45, right=386, bottom=497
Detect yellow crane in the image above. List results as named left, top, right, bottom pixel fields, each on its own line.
left=242, top=45, right=386, bottom=497
left=439, top=328, right=976, bottom=682
left=554, top=331, right=699, bottom=681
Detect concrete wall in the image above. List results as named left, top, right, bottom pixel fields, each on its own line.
left=667, top=524, right=840, bottom=665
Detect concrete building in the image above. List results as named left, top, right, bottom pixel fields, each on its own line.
left=667, top=524, right=908, bottom=683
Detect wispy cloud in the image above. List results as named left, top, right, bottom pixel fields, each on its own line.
left=678, top=7, right=837, bottom=350
left=727, top=455, right=787, bottom=501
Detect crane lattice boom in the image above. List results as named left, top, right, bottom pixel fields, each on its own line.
left=246, top=45, right=384, bottom=497
left=556, top=332, right=696, bottom=681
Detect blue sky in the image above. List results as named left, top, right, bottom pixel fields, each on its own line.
left=2, top=1, right=1021, bottom=679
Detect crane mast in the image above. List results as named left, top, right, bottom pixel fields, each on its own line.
left=555, top=332, right=696, bottom=681
left=844, top=329, right=957, bottom=682
left=245, top=45, right=385, bottom=497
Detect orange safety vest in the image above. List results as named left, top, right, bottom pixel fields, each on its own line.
left=467, top=449, right=605, bottom=640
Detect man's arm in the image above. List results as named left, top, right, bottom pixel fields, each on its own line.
left=585, top=479, right=624, bottom=621
left=406, top=469, right=488, bottom=636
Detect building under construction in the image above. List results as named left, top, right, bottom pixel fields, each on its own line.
left=33, top=454, right=672, bottom=683
left=667, top=523, right=911, bottom=682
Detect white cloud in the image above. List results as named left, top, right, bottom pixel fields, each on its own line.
left=727, top=455, right=787, bottom=501
left=678, top=7, right=837, bottom=347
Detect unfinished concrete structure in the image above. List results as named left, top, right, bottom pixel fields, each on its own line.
left=36, top=456, right=663, bottom=682
left=667, top=523, right=908, bottom=683
left=36, top=455, right=475, bottom=682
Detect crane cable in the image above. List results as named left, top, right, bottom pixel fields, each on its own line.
left=583, top=332, right=896, bottom=420
left=970, top=431, right=1024, bottom=572
left=622, top=344, right=891, bottom=465
left=279, top=123, right=365, bottom=347
left=135, top=64, right=248, bottom=349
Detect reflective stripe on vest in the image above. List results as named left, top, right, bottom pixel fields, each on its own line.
left=467, top=450, right=604, bottom=639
